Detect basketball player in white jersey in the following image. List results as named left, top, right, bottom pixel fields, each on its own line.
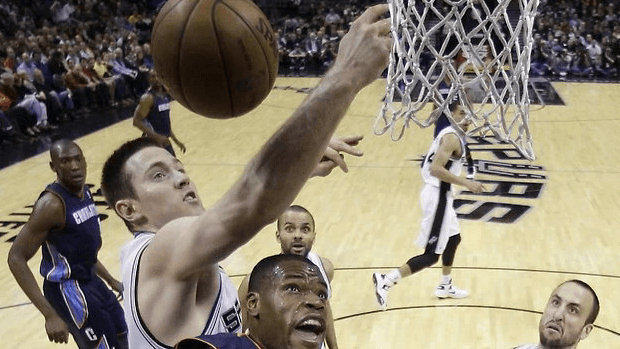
left=514, top=280, right=599, bottom=349
left=100, top=5, right=391, bottom=348
left=373, top=97, right=486, bottom=310
left=238, top=205, right=338, bottom=349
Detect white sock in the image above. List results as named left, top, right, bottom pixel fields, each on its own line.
left=441, top=274, right=452, bottom=285
left=386, top=270, right=401, bottom=285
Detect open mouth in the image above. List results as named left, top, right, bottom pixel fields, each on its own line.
left=293, top=317, right=326, bottom=342
left=545, top=322, right=562, bottom=335
left=183, top=191, right=197, bottom=202
left=291, top=243, right=306, bottom=254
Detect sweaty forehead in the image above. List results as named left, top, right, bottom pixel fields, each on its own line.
left=52, top=143, right=82, bottom=160
left=272, top=260, right=325, bottom=285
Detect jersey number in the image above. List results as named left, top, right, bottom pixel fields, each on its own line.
left=222, top=300, right=241, bottom=333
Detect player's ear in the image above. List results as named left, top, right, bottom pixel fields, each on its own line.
left=115, top=199, right=143, bottom=226
left=580, top=323, right=593, bottom=340
left=246, top=292, right=260, bottom=317
left=275, top=230, right=281, bottom=242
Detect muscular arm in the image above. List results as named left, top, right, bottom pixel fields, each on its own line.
left=7, top=192, right=70, bottom=343
left=430, top=133, right=484, bottom=193
left=150, top=5, right=392, bottom=280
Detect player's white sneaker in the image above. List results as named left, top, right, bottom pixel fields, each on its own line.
left=434, top=283, right=469, bottom=299
left=372, top=273, right=392, bottom=310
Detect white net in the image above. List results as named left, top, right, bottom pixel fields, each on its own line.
left=377, top=0, right=539, bottom=160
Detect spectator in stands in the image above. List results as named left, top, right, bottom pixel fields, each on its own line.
left=16, top=52, right=37, bottom=81
left=15, top=70, right=53, bottom=131
left=325, top=8, right=341, bottom=25
left=3, top=47, right=17, bottom=72
left=93, top=54, right=118, bottom=107
left=80, top=58, right=112, bottom=109
left=46, top=50, right=68, bottom=91
left=63, top=58, right=91, bottom=115
left=0, top=72, right=40, bottom=136
left=50, top=0, right=76, bottom=24
left=111, top=47, right=138, bottom=101
left=141, top=43, right=153, bottom=70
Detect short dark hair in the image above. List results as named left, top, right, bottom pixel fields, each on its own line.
left=50, top=139, right=80, bottom=160
left=561, top=279, right=600, bottom=325
left=101, top=138, right=161, bottom=219
left=247, top=254, right=317, bottom=293
left=276, top=205, right=315, bottom=231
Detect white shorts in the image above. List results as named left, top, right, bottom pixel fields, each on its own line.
left=415, top=184, right=460, bottom=254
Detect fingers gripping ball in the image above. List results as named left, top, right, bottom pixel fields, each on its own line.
left=152, top=0, right=278, bottom=118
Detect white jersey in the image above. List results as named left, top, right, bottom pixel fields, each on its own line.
left=120, top=232, right=242, bottom=349
left=421, top=126, right=466, bottom=189
left=513, top=345, right=538, bottom=349
left=306, top=251, right=332, bottom=299
left=306, top=251, right=331, bottom=349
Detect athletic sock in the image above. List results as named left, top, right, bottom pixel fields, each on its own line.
left=386, top=270, right=401, bottom=285
left=441, top=274, right=452, bottom=285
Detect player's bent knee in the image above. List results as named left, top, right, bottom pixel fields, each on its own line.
left=406, top=251, right=440, bottom=272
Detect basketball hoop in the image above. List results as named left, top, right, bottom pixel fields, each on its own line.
left=377, top=0, right=539, bottom=160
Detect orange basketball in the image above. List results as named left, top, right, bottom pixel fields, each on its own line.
left=151, top=0, right=278, bottom=118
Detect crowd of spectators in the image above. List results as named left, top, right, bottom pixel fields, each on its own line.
left=264, top=0, right=620, bottom=80
left=530, top=0, right=620, bottom=80
left=0, top=0, right=159, bottom=145
left=0, top=0, right=618, bottom=147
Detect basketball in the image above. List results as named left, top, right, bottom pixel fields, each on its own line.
left=151, top=0, right=278, bottom=118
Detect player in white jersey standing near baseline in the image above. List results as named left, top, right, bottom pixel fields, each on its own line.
left=238, top=205, right=339, bottom=349
left=373, top=97, right=486, bottom=310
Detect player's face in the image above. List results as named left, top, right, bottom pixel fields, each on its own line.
left=260, top=260, right=328, bottom=349
left=538, top=282, right=594, bottom=348
left=277, top=210, right=316, bottom=256
left=124, top=146, right=204, bottom=229
left=452, top=106, right=470, bottom=132
left=51, top=145, right=86, bottom=192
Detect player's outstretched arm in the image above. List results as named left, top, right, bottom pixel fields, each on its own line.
left=167, top=5, right=391, bottom=274
left=7, top=193, right=70, bottom=344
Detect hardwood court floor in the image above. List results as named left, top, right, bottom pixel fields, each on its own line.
left=0, top=78, right=618, bottom=348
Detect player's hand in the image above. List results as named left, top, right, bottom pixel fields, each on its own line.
left=45, top=314, right=69, bottom=344
left=332, top=4, right=391, bottom=89
left=176, top=141, right=187, bottom=154
left=323, top=135, right=364, bottom=173
left=329, top=135, right=364, bottom=157
left=465, top=180, right=486, bottom=194
left=310, top=158, right=339, bottom=178
left=312, top=135, right=364, bottom=177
